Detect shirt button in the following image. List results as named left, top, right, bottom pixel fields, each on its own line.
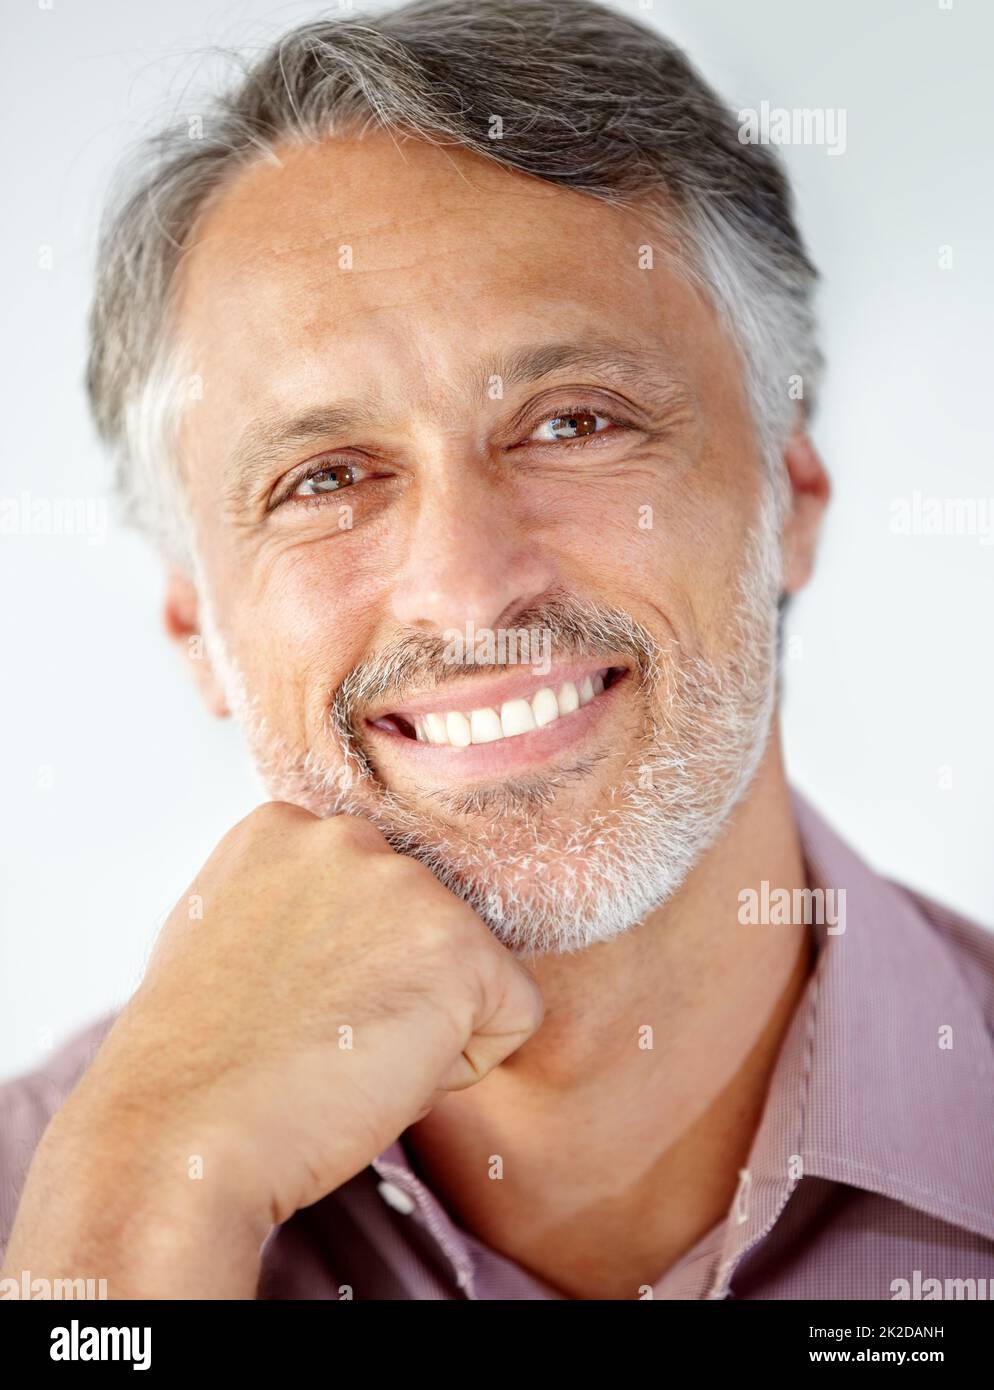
left=377, top=1179, right=417, bottom=1215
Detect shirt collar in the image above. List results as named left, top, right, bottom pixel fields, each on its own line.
left=373, top=787, right=994, bottom=1295
left=785, top=786, right=994, bottom=1238
left=370, top=1142, right=481, bottom=1295
left=712, top=786, right=994, bottom=1293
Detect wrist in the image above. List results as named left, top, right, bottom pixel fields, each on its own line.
left=6, top=1100, right=272, bottom=1298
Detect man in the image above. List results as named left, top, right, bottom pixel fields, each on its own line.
left=2, top=0, right=992, bottom=1302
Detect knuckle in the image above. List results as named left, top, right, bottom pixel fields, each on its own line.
left=409, top=912, right=458, bottom=954
left=213, top=800, right=315, bottom=864
left=322, top=813, right=389, bottom=849
left=225, top=801, right=315, bottom=844
left=409, top=900, right=485, bottom=963
left=252, top=799, right=316, bottom=825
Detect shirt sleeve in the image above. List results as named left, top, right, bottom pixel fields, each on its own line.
left=0, top=1014, right=118, bottom=1267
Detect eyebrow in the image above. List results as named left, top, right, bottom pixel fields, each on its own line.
left=223, top=337, right=684, bottom=514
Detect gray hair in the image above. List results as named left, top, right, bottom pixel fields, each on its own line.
left=86, top=0, right=822, bottom=568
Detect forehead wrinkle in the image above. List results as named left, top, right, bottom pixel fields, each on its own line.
left=461, top=338, right=689, bottom=408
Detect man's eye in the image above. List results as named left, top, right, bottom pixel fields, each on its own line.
left=280, top=403, right=627, bottom=508
left=291, top=461, right=366, bottom=498
left=527, top=405, right=623, bottom=445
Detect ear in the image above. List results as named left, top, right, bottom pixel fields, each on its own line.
left=780, top=426, right=831, bottom=595
left=162, top=571, right=231, bottom=718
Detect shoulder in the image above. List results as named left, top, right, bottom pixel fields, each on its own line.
left=888, top=878, right=994, bottom=1027
left=0, top=1012, right=119, bottom=1259
left=791, top=785, right=994, bottom=1029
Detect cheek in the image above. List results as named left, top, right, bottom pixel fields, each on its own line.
left=223, top=544, right=383, bottom=733
left=532, top=471, right=763, bottom=660
left=531, top=468, right=690, bottom=579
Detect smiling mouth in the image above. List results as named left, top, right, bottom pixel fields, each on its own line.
left=368, top=665, right=628, bottom=749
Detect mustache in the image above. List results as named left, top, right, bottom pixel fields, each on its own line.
left=328, top=590, right=661, bottom=746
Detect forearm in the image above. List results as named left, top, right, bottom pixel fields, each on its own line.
left=1, top=1107, right=270, bottom=1299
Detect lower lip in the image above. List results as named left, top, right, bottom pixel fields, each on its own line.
left=364, top=669, right=631, bottom=778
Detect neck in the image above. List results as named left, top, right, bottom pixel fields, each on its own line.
left=404, top=733, right=815, bottom=1299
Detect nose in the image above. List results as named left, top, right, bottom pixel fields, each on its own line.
left=388, top=466, right=560, bottom=637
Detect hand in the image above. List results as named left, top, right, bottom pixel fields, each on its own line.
left=1, top=802, right=544, bottom=1297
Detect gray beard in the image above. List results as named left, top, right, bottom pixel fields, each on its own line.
left=197, top=494, right=782, bottom=958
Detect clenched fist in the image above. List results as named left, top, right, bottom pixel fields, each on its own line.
left=1, top=803, right=544, bottom=1297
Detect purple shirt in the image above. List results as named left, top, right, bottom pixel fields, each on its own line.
left=2, top=789, right=993, bottom=1299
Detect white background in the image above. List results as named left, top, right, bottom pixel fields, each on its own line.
left=2, top=0, right=991, bottom=1081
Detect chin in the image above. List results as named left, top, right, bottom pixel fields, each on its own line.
left=338, top=771, right=721, bottom=958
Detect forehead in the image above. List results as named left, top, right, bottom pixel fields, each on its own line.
left=175, top=129, right=701, bottom=413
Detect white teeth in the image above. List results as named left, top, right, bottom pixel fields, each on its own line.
left=394, top=669, right=616, bottom=749
left=500, top=698, right=537, bottom=738
left=446, top=710, right=472, bottom=747
left=531, top=687, right=560, bottom=727
left=470, top=707, right=503, bottom=743
left=424, top=712, right=448, bottom=744
left=557, top=681, right=579, bottom=714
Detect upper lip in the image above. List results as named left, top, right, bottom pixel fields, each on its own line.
left=364, top=657, right=630, bottom=724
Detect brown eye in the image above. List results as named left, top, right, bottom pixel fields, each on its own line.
left=295, top=463, right=359, bottom=495
left=527, top=404, right=622, bottom=446
left=548, top=410, right=599, bottom=440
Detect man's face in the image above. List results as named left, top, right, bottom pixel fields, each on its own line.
left=172, top=129, right=788, bottom=955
